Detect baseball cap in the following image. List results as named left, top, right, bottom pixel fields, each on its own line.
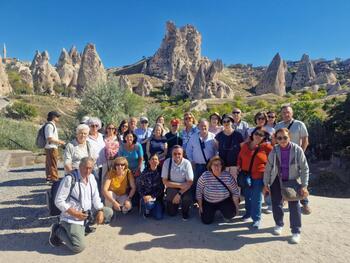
left=170, top=118, right=180, bottom=125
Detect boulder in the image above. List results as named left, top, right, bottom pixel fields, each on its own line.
left=134, top=77, right=152, bottom=96
left=56, top=48, right=76, bottom=88
left=255, top=53, right=286, bottom=96
left=291, top=54, right=316, bottom=90
left=0, top=56, right=12, bottom=95
left=118, top=75, right=132, bottom=92
left=31, top=51, right=61, bottom=94
left=77, top=43, right=106, bottom=92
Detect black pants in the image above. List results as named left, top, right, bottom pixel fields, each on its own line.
left=270, top=177, right=302, bottom=234
left=165, top=188, right=192, bottom=217
left=201, top=197, right=236, bottom=224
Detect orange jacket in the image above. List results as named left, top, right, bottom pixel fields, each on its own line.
left=237, top=142, right=273, bottom=180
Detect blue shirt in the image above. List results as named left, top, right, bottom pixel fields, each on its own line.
left=181, top=125, right=199, bottom=153
left=134, top=127, right=153, bottom=144
left=119, top=143, right=144, bottom=171
left=186, top=132, right=217, bottom=164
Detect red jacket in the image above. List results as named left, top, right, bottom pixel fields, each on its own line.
left=237, top=142, right=273, bottom=180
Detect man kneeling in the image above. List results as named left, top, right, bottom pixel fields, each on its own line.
left=49, top=157, right=113, bottom=253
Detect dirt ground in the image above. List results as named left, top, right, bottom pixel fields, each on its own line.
left=0, top=156, right=350, bottom=263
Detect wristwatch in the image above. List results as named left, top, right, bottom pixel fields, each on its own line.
left=177, top=191, right=182, bottom=196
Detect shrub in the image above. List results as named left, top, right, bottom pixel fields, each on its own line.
left=6, top=101, right=38, bottom=120
left=7, top=70, right=32, bottom=94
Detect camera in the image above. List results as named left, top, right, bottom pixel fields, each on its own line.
left=82, top=210, right=96, bottom=235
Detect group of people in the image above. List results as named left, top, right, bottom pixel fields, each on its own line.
left=45, top=104, right=310, bottom=253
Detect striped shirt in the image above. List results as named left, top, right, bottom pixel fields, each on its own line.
left=196, top=171, right=239, bottom=203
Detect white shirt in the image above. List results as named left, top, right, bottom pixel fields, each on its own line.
left=44, top=121, right=58, bottom=149
left=55, top=170, right=103, bottom=225
left=275, top=119, right=308, bottom=146
left=87, top=133, right=106, bottom=167
left=161, top=157, right=194, bottom=183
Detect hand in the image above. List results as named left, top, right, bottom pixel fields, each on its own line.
left=198, top=205, right=203, bottom=214
left=172, top=193, right=181, bottom=204
left=143, top=195, right=152, bottom=203
left=300, top=187, right=309, bottom=198
left=96, top=210, right=104, bottom=225
left=59, top=140, right=66, bottom=145
left=113, top=201, right=121, bottom=211
left=134, top=169, right=141, bottom=177
left=75, top=210, right=89, bottom=221
left=263, top=185, right=270, bottom=196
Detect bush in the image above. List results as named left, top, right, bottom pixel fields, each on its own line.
left=7, top=70, right=32, bottom=94
left=6, top=101, right=38, bottom=120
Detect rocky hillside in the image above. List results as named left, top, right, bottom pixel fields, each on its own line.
left=1, top=21, right=350, bottom=98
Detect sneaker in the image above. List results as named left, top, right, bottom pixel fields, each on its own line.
left=241, top=215, right=250, bottom=222
left=290, top=233, right=301, bottom=244
left=302, top=205, right=311, bottom=215
left=273, top=225, right=283, bottom=236
left=265, top=205, right=273, bottom=214
left=182, top=212, right=189, bottom=221
left=49, top=223, right=62, bottom=247
left=252, top=220, right=261, bottom=229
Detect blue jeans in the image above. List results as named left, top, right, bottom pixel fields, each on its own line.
left=242, top=178, right=264, bottom=222
left=141, top=198, right=164, bottom=220
left=192, top=163, right=207, bottom=201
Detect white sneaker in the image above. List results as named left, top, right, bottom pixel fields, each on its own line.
left=273, top=225, right=283, bottom=236
left=290, top=233, right=300, bottom=244
left=265, top=205, right=273, bottom=214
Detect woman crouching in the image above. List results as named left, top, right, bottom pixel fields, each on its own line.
left=196, top=156, right=240, bottom=224
left=103, top=157, right=136, bottom=215
left=263, top=128, right=309, bottom=244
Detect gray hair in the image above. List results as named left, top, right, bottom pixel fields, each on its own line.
left=199, top=118, right=209, bottom=125
left=79, top=157, right=95, bottom=168
left=76, top=124, right=90, bottom=135
left=88, top=117, right=102, bottom=130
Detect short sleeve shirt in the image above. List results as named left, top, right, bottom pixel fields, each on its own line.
left=44, top=121, right=58, bottom=149
left=275, top=119, right=308, bottom=146
left=119, top=143, right=144, bottom=171
left=161, top=158, right=194, bottom=183
left=215, top=131, right=243, bottom=166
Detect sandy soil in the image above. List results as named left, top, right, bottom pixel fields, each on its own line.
left=0, top=162, right=349, bottom=263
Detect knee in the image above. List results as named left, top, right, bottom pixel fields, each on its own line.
left=103, top=207, right=114, bottom=223
left=201, top=216, right=213, bottom=225
left=71, top=243, right=86, bottom=254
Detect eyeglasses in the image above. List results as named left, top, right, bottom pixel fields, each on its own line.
left=107, top=127, right=115, bottom=130
left=222, top=119, right=231, bottom=123
left=184, top=117, right=192, bottom=121
left=276, top=136, right=289, bottom=141
left=122, top=125, right=128, bottom=128
left=268, top=115, right=276, bottom=119
left=90, top=124, right=99, bottom=127
left=254, top=132, right=265, bottom=137
left=232, top=112, right=241, bottom=114
left=141, top=121, right=148, bottom=124
left=257, top=117, right=266, bottom=121
left=115, top=163, right=126, bottom=167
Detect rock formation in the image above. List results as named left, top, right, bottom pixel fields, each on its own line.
left=255, top=53, right=286, bottom=96
left=56, top=48, right=76, bottom=88
left=69, top=46, right=81, bottom=66
left=7, top=61, right=33, bottom=90
left=0, top=56, right=12, bottom=95
left=134, top=77, right=152, bottom=96
left=31, top=51, right=61, bottom=94
left=118, top=75, right=132, bottom=92
left=314, top=71, right=337, bottom=85
left=77, top=43, right=106, bottom=92
left=291, top=54, right=316, bottom=90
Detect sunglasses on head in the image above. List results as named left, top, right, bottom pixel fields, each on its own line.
left=254, top=132, right=265, bottom=137
left=115, top=163, right=126, bottom=167
left=232, top=111, right=241, bottom=114
left=277, top=136, right=289, bottom=141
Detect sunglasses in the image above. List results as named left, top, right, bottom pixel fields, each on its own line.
left=222, top=119, right=231, bottom=123
left=122, top=125, right=128, bottom=128
left=90, top=124, right=99, bottom=127
left=257, top=117, right=266, bottom=121
left=115, top=163, right=126, bottom=167
left=268, top=115, right=276, bottom=119
left=232, top=112, right=241, bottom=114
left=184, top=117, right=192, bottom=121
left=254, top=132, right=265, bottom=137
left=141, top=121, right=148, bottom=124
left=277, top=136, right=289, bottom=141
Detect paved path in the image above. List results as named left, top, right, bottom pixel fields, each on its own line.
left=0, top=162, right=350, bottom=263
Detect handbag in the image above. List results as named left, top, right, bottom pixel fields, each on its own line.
left=280, top=179, right=303, bottom=201
left=237, top=145, right=260, bottom=188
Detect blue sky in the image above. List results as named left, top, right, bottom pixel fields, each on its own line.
left=1, top=0, right=350, bottom=68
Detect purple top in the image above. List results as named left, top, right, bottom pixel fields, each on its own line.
left=280, top=144, right=291, bottom=181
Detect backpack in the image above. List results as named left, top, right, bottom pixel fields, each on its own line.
left=46, top=170, right=79, bottom=216
left=36, top=122, right=55, bottom=148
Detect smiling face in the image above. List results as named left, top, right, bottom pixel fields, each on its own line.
left=76, top=129, right=89, bottom=144
left=89, top=123, right=99, bottom=135
left=255, top=115, right=267, bottom=127
left=199, top=121, right=209, bottom=136
left=154, top=126, right=162, bottom=137
left=211, top=160, right=222, bottom=176
left=106, top=125, right=116, bottom=136
left=281, top=106, right=293, bottom=122
left=222, top=118, right=232, bottom=130
left=157, top=116, right=165, bottom=125
left=252, top=129, right=265, bottom=144
left=232, top=108, right=242, bottom=123
left=276, top=129, right=290, bottom=148
left=267, top=113, right=276, bottom=125
left=149, top=155, right=160, bottom=170
left=184, top=114, right=194, bottom=127
left=121, top=123, right=128, bottom=133
left=210, top=115, right=219, bottom=126
left=125, top=133, right=134, bottom=145
left=172, top=147, right=183, bottom=164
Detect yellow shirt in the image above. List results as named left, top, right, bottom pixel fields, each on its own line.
left=107, top=169, right=132, bottom=196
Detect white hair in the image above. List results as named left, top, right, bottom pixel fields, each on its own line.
left=76, top=124, right=90, bottom=134
left=87, top=117, right=102, bottom=130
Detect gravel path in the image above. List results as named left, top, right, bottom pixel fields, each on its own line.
left=0, top=162, right=350, bottom=263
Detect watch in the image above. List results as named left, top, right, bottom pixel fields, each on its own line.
left=177, top=192, right=182, bottom=196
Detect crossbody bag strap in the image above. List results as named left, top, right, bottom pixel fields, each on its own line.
left=248, top=145, right=260, bottom=174
left=199, top=138, right=208, bottom=164
left=167, top=158, right=172, bottom=181
left=287, top=120, right=295, bottom=130
left=212, top=174, right=232, bottom=197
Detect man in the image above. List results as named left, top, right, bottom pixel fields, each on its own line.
left=275, top=105, right=310, bottom=214
left=186, top=119, right=216, bottom=201
left=161, top=146, right=193, bottom=220
left=49, top=157, right=113, bottom=253
left=232, top=108, right=249, bottom=140
left=128, top=117, right=138, bottom=133
left=165, top=118, right=183, bottom=158
left=45, top=111, right=65, bottom=182
left=135, top=116, right=153, bottom=162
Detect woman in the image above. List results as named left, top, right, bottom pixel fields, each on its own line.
left=266, top=111, right=277, bottom=129
left=208, top=112, right=223, bottom=135
left=146, top=124, right=168, bottom=164
left=237, top=127, right=273, bottom=228
left=165, top=118, right=183, bottom=158
left=103, top=157, right=136, bottom=214
left=263, top=128, right=309, bottom=244
left=214, top=114, right=244, bottom=179
left=119, top=130, right=144, bottom=177
left=196, top=156, right=240, bottom=224
left=155, top=115, right=169, bottom=135
left=246, top=112, right=274, bottom=139
left=181, top=112, right=198, bottom=153
left=102, top=122, right=120, bottom=181
left=64, top=124, right=94, bottom=172
left=117, top=119, right=129, bottom=142
left=136, top=154, right=164, bottom=220
left=87, top=117, right=106, bottom=193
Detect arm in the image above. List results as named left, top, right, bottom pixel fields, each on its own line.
left=298, top=147, right=309, bottom=187
left=160, top=142, right=168, bottom=160
left=102, top=177, right=118, bottom=206
left=63, top=144, right=73, bottom=172
left=127, top=172, right=136, bottom=199
left=146, top=140, right=151, bottom=159
left=301, top=136, right=309, bottom=152
left=46, top=124, right=65, bottom=145
left=263, top=150, right=274, bottom=187
left=162, top=178, right=187, bottom=189
left=135, top=144, right=144, bottom=176
left=186, top=137, right=194, bottom=162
